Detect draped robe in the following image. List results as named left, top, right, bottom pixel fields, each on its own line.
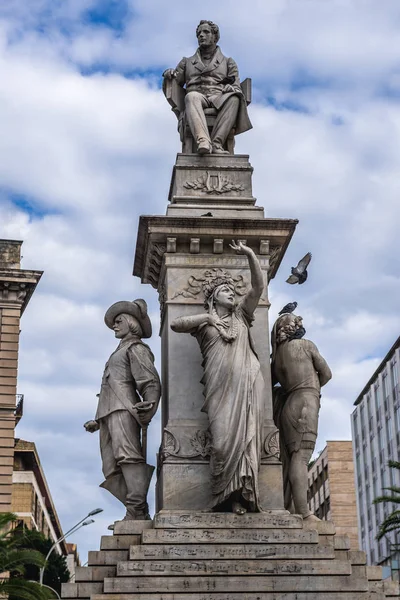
left=193, top=305, right=264, bottom=510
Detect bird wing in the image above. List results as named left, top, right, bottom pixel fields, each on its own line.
left=286, top=275, right=298, bottom=284
left=297, top=252, right=312, bottom=273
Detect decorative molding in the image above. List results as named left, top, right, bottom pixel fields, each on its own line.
left=268, top=246, right=282, bottom=275
left=0, top=281, right=28, bottom=304
left=183, top=171, right=244, bottom=195
left=172, top=268, right=248, bottom=301
left=158, top=428, right=212, bottom=471
left=148, top=243, right=166, bottom=288
left=264, top=430, right=280, bottom=460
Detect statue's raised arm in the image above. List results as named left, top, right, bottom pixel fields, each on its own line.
left=162, top=20, right=252, bottom=155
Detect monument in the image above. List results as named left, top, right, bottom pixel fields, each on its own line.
left=62, top=19, right=399, bottom=600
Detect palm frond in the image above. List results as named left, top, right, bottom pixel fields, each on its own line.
left=0, top=579, right=55, bottom=600
left=373, top=494, right=400, bottom=505
left=0, top=548, right=46, bottom=572
left=387, top=460, right=400, bottom=469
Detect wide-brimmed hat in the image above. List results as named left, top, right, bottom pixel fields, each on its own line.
left=104, top=299, right=152, bottom=338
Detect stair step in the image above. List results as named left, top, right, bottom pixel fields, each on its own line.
left=93, top=594, right=384, bottom=600
left=103, top=574, right=369, bottom=594
left=142, top=528, right=318, bottom=545
left=100, top=534, right=141, bottom=550
left=130, top=542, right=335, bottom=561
left=117, top=558, right=351, bottom=577
left=61, top=581, right=103, bottom=598
left=75, top=566, right=115, bottom=582
left=88, top=550, right=129, bottom=566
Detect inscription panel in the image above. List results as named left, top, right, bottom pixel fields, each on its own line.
left=130, top=543, right=335, bottom=561
left=117, top=559, right=350, bottom=577
left=142, top=528, right=318, bottom=545
left=154, top=512, right=302, bottom=529
left=104, top=574, right=369, bottom=594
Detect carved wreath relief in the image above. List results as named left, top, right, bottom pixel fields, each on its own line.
left=184, top=171, right=244, bottom=195
left=172, top=268, right=248, bottom=300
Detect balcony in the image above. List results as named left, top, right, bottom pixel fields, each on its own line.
left=14, top=394, right=24, bottom=425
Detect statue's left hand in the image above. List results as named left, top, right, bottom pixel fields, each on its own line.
left=229, top=240, right=252, bottom=255
left=135, top=401, right=156, bottom=426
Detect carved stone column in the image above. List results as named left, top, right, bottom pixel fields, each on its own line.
left=0, top=240, right=42, bottom=511
left=134, top=154, right=297, bottom=511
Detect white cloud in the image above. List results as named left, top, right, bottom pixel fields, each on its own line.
left=0, top=0, right=399, bottom=562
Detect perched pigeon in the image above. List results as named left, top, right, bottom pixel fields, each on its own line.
left=278, top=301, right=298, bottom=315
left=286, top=252, right=312, bottom=285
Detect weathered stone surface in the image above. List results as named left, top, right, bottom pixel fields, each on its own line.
left=100, top=535, right=141, bottom=550
left=88, top=550, right=129, bottom=566
left=154, top=511, right=301, bottom=529
left=75, top=566, right=115, bottom=581
left=333, top=535, right=351, bottom=550
left=103, top=574, right=369, bottom=594
left=93, top=594, right=384, bottom=600
left=116, top=558, right=351, bottom=577
left=302, top=520, right=336, bottom=535
left=61, top=582, right=103, bottom=598
left=129, top=542, right=335, bottom=561
left=113, top=520, right=153, bottom=535
left=142, top=527, right=318, bottom=545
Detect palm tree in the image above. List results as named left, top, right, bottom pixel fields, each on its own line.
left=0, top=512, right=54, bottom=599
left=373, top=460, right=400, bottom=545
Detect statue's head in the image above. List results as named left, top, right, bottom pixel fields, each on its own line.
left=202, top=268, right=235, bottom=312
left=113, top=313, right=143, bottom=339
left=275, top=313, right=305, bottom=344
left=196, top=20, right=220, bottom=46
left=104, top=299, right=152, bottom=338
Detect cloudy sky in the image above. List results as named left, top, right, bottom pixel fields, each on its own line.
left=0, top=0, right=399, bottom=562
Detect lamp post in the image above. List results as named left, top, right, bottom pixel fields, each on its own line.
left=39, top=508, right=102, bottom=587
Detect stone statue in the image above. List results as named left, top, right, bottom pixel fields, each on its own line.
left=171, top=241, right=265, bottom=514
left=84, top=299, right=161, bottom=521
left=271, top=311, right=332, bottom=521
left=162, top=20, right=252, bottom=155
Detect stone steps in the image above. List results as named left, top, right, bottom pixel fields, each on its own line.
left=92, top=594, right=386, bottom=600
left=61, top=513, right=399, bottom=600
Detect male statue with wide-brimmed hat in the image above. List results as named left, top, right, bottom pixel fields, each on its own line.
left=84, top=299, right=161, bottom=521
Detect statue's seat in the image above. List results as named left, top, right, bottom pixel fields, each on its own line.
left=163, top=78, right=252, bottom=154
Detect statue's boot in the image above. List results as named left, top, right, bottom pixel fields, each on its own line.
left=121, top=462, right=154, bottom=520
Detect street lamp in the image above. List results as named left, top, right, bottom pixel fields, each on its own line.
left=39, top=508, right=103, bottom=586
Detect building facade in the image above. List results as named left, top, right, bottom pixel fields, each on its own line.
left=0, top=239, right=42, bottom=511
left=12, top=438, right=67, bottom=554
left=308, top=440, right=359, bottom=549
left=351, top=335, right=400, bottom=569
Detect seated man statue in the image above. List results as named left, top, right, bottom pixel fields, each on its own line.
left=163, top=20, right=252, bottom=155
left=271, top=310, right=332, bottom=521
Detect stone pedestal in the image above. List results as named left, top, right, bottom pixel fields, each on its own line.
left=61, top=512, right=399, bottom=599
left=134, top=153, right=297, bottom=512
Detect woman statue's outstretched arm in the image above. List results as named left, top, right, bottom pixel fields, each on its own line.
left=171, top=313, right=211, bottom=333
left=230, top=240, right=264, bottom=317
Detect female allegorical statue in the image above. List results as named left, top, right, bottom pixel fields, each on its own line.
left=171, top=241, right=265, bottom=514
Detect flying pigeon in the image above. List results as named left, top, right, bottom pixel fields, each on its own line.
left=286, top=252, right=312, bottom=285
left=278, top=301, right=298, bottom=315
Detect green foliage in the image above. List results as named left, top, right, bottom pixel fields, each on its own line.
left=373, top=460, right=400, bottom=543
left=0, top=512, right=55, bottom=599
left=12, top=525, right=70, bottom=594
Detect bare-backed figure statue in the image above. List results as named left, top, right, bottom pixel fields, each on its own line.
left=84, top=299, right=161, bottom=521
left=271, top=311, right=332, bottom=521
left=163, top=20, right=252, bottom=155
left=171, top=242, right=265, bottom=515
